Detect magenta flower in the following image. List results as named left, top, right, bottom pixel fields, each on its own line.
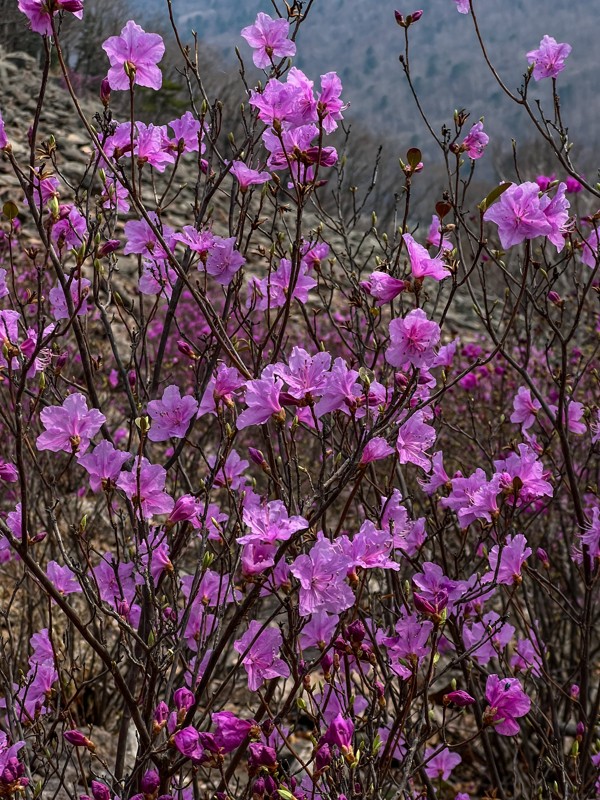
left=360, top=271, right=406, bottom=305
left=240, top=12, right=296, bottom=69
left=291, top=535, right=354, bottom=616
left=462, top=121, right=489, bottom=160
left=314, top=358, right=361, bottom=417
left=78, top=440, right=130, bottom=492
left=116, top=457, right=174, bottom=519
left=18, top=0, right=83, bottom=36
left=424, top=746, right=462, bottom=781
left=403, top=233, right=449, bottom=281
left=274, top=347, right=331, bottom=402
left=396, top=410, right=436, bottom=471
left=250, top=258, right=316, bottom=311
left=386, top=309, right=441, bottom=370
left=234, top=621, right=290, bottom=691
left=49, top=277, right=91, bottom=320
left=581, top=229, right=600, bottom=269
left=147, top=385, right=198, bottom=442
left=444, top=690, right=475, bottom=707
left=212, top=711, right=255, bottom=753
left=237, top=376, right=284, bottom=429
left=426, top=215, right=452, bottom=251
left=317, top=72, right=346, bottom=133
left=487, top=533, right=532, bottom=585
left=229, top=161, right=271, bottom=192
left=173, top=726, right=204, bottom=762
left=510, top=386, right=541, bottom=431
left=0, top=113, right=7, bottom=150
left=484, top=674, right=531, bottom=735
left=565, top=176, right=583, bottom=194
left=238, top=500, right=307, bottom=545
left=46, top=561, right=80, bottom=595
left=168, top=111, right=203, bottom=154
left=484, top=182, right=556, bottom=250
left=102, top=20, right=165, bottom=91
left=206, top=236, right=245, bottom=285
left=320, top=715, right=354, bottom=753
left=134, top=122, right=174, bottom=172
left=359, top=437, right=395, bottom=466
left=527, top=35, right=572, bottom=81
left=36, top=393, right=105, bottom=455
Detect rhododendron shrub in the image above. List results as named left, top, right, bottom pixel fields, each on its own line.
left=0, top=2, right=598, bottom=799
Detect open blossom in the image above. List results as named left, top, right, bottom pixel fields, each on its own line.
left=36, top=393, right=105, bottom=455
left=147, top=385, right=198, bottom=441
left=484, top=674, right=531, bottom=735
left=49, top=277, right=91, bottom=320
left=487, top=534, right=532, bottom=585
left=18, top=0, right=83, bottom=36
left=318, top=72, right=346, bottom=133
left=386, top=309, right=441, bottom=370
left=424, top=747, right=462, bottom=781
left=206, top=236, right=245, bottom=285
left=102, top=20, right=165, bottom=91
left=360, top=437, right=395, bottom=466
left=229, top=161, right=271, bottom=192
left=527, top=35, right=572, bottom=81
left=240, top=12, right=296, bottom=69
left=238, top=500, right=307, bottom=545
left=234, top=621, right=290, bottom=691
left=581, top=229, right=600, bottom=269
left=116, top=457, right=174, bottom=518
left=78, top=440, right=130, bottom=492
left=455, top=0, right=470, bottom=12
left=510, top=386, right=542, bottom=431
left=290, top=535, right=354, bottom=616
left=484, top=181, right=569, bottom=250
left=403, top=233, right=449, bottom=281
left=462, top=121, right=489, bottom=160
left=237, top=376, right=284, bottom=429
left=396, top=410, right=436, bottom=471
left=426, top=215, right=452, bottom=251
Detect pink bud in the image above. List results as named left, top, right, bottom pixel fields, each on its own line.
left=63, top=730, right=95, bottom=750
left=97, top=239, right=121, bottom=258
left=443, top=690, right=476, bottom=707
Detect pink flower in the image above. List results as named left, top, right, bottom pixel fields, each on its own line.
left=290, top=535, right=354, bottom=616
left=237, top=376, right=284, bottom=429
left=484, top=674, right=531, bottom=735
left=238, top=500, right=307, bottom=545
left=565, top=176, right=583, bottom=194
left=396, top=410, right=436, bottom=471
left=386, top=309, right=440, bottom=370
left=462, top=121, right=489, bottom=160
left=403, top=233, right=449, bottom=281
left=78, top=440, right=130, bottom=492
left=274, top=347, right=331, bottom=402
left=527, top=35, right=572, bottom=81
left=317, top=72, right=346, bottom=133
left=424, top=746, right=462, bottom=781
left=484, top=181, right=569, bottom=250
left=510, top=386, right=542, bottom=431
left=0, top=112, right=7, bottom=150
left=36, top=393, right=105, bottom=455
left=212, top=712, right=255, bottom=753
left=360, top=271, right=406, bottom=305
left=168, top=111, right=203, bottom=154
left=206, top=236, right=245, bottom=285
left=314, top=358, right=361, bottom=417
left=229, top=161, right=271, bottom=192
left=134, top=122, right=174, bottom=172
left=240, top=12, right=296, bottom=69
left=102, top=20, right=165, bottom=91
left=147, top=385, right=198, bottom=441
left=116, top=457, right=174, bottom=519
left=426, top=215, right=452, bottom=251
left=49, top=277, right=91, bottom=320
left=173, top=727, right=204, bottom=762
left=250, top=258, right=316, bottom=310
left=581, top=229, right=600, bottom=269
left=18, top=0, right=83, bottom=36
left=455, top=0, right=470, bottom=13
left=234, top=621, right=290, bottom=691
left=487, top=534, right=532, bottom=585
left=46, top=561, right=80, bottom=595
left=360, top=437, right=394, bottom=466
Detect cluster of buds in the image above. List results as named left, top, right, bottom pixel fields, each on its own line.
left=394, top=9, right=423, bottom=27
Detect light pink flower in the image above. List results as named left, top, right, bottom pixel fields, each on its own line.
left=78, top=440, right=130, bottom=492
left=147, top=385, right=198, bottom=441
left=527, top=35, right=572, bottom=81
left=484, top=674, right=530, bottom=735
left=386, top=309, right=441, bottom=370
left=230, top=161, right=271, bottom=191
left=240, top=12, right=296, bottom=69
left=234, top=621, right=290, bottom=691
left=462, top=121, right=489, bottom=160
left=117, top=457, right=174, bottom=519
left=102, top=20, right=165, bottom=91
left=36, top=393, right=105, bottom=455
left=18, top=0, right=83, bottom=36
left=403, top=233, right=449, bottom=281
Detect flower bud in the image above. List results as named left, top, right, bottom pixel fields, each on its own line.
left=63, top=730, right=95, bottom=751
left=443, top=690, right=476, bottom=707
left=141, top=770, right=160, bottom=794
left=90, top=781, right=111, bottom=800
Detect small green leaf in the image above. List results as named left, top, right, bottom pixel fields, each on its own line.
left=2, top=201, right=18, bottom=220
left=479, top=182, right=512, bottom=213
left=406, top=148, right=422, bottom=169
